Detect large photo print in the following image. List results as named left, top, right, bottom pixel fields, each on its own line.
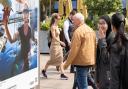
left=0, top=0, right=38, bottom=81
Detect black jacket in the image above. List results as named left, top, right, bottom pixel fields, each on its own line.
left=96, top=33, right=114, bottom=89
left=110, top=36, right=128, bottom=89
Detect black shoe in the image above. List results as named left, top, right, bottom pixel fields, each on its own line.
left=42, top=70, right=47, bottom=78
left=60, top=74, right=68, bottom=80
left=70, top=70, right=75, bottom=73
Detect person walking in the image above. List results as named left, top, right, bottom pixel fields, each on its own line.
left=42, top=13, right=68, bottom=80
left=63, top=13, right=96, bottom=89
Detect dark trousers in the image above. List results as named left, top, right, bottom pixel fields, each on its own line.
left=65, top=42, right=75, bottom=73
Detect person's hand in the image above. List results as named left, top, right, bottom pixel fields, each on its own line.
left=68, top=42, right=71, bottom=48
left=60, top=41, right=66, bottom=47
left=98, top=28, right=105, bottom=39
left=62, top=61, right=66, bottom=70
left=2, top=7, right=10, bottom=26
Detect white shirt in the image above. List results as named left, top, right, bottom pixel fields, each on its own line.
left=63, top=19, right=71, bottom=44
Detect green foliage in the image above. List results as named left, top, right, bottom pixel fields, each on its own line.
left=40, top=17, right=66, bottom=31
left=40, top=22, right=50, bottom=31
left=83, top=0, right=122, bottom=30
left=58, top=17, right=66, bottom=29
left=40, top=0, right=57, bottom=19
left=83, top=0, right=122, bottom=16
left=86, top=15, right=99, bottom=30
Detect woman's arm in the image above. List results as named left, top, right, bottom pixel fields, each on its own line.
left=97, top=28, right=110, bottom=64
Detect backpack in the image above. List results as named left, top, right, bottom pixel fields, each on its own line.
left=47, top=30, right=52, bottom=48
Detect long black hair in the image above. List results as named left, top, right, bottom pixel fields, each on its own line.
left=99, top=15, right=112, bottom=50
left=112, top=13, right=128, bottom=89
left=99, top=15, right=112, bottom=39
left=111, top=12, right=127, bottom=48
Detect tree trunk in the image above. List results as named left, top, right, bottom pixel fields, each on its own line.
left=49, top=0, right=51, bottom=16
left=45, top=6, right=48, bottom=16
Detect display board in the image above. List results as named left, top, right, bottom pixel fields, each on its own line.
left=0, top=0, right=39, bottom=89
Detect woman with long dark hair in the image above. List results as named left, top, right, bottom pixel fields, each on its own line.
left=96, top=15, right=113, bottom=89
left=42, top=13, right=68, bottom=80
left=110, top=12, right=128, bottom=89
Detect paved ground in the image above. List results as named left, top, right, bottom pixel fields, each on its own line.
left=39, top=54, right=93, bottom=89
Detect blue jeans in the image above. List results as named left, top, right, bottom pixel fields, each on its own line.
left=76, top=66, right=89, bottom=89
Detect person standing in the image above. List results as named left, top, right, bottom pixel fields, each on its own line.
left=63, top=9, right=77, bottom=89
left=63, top=10, right=76, bottom=73
left=63, top=10, right=76, bottom=52
left=110, top=12, right=128, bottom=89
left=63, top=13, right=96, bottom=89
left=96, top=15, right=113, bottom=89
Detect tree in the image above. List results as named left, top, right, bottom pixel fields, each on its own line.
left=83, top=0, right=123, bottom=30
left=83, top=0, right=122, bottom=16
left=40, top=0, right=56, bottom=21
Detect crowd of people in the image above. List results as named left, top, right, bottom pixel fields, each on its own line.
left=42, top=10, right=128, bottom=89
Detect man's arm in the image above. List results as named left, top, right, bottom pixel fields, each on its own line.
left=4, top=25, right=19, bottom=43
left=64, top=30, right=81, bottom=69
left=63, top=20, right=71, bottom=45
left=2, top=7, right=19, bottom=43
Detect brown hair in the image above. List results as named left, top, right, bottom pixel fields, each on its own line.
left=70, top=10, right=77, bottom=15
left=50, top=13, right=59, bottom=27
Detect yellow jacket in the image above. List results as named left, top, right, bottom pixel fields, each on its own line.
left=64, top=24, right=96, bottom=69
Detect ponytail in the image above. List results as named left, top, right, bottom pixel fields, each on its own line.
left=114, top=22, right=127, bottom=50
left=112, top=13, right=128, bottom=48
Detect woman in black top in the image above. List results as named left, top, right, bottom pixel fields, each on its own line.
left=110, top=12, right=128, bottom=89
left=96, top=15, right=113, bottom=89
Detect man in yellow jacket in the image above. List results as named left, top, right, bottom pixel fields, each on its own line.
left=63, top=13, right=96, bottom=89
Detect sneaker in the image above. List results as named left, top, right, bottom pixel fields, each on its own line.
left=60, top=74, right=68, bottom=80
left=42, top=70, right=47, bottom=78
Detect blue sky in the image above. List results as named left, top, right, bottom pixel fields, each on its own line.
left=122, top=0, right=126, bottom=8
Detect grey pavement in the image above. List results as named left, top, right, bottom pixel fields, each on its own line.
left=39, top=54, right=93, bottom=89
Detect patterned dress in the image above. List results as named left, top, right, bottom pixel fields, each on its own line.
left=47, top=27, right=63, bottom=66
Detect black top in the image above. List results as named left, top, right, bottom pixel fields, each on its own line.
left=18, top=25, right=31, bottom=58
left=96, top=33, right=114, bottom=89
left=110, top=36, right=128, bottom=89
